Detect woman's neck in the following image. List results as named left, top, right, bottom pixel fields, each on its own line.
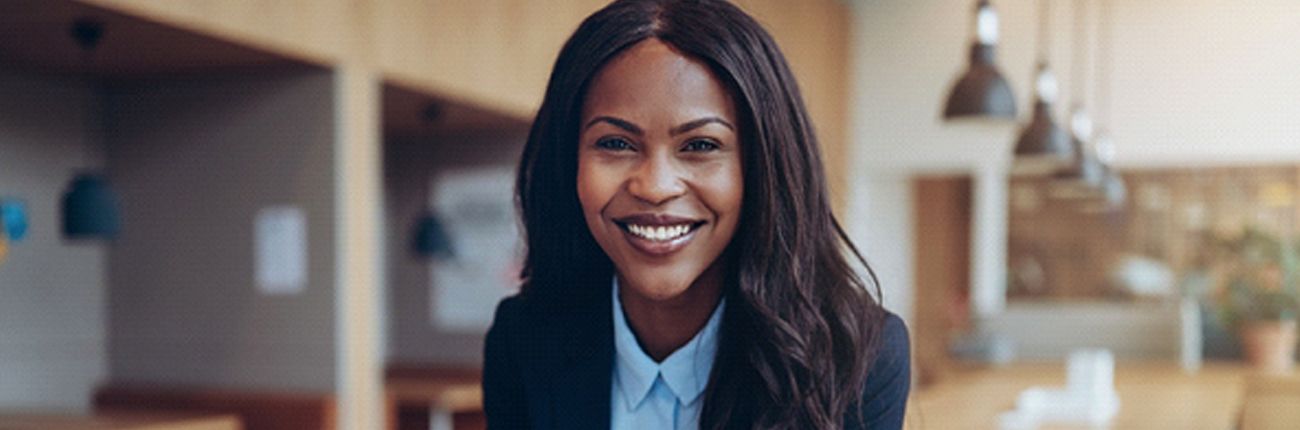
left=618, top=264, right=725, bottom=362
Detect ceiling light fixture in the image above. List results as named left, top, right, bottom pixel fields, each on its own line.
left=62, top=18, right=121, bottom=240
left=1082, top=0, right=1127, bottom=212
left=943, top=0, right=1018, bottom=121
left=1051, top=0, right=1107, bottom=197
left=1012, top=0, right=1073, bottom=176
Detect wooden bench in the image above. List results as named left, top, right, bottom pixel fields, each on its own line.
left=0, top=410, right=240, bottom=430
left=95, top=385, right=334, bottom=430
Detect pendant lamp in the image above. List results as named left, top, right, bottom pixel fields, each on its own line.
left=412, top=107, right=453, bottom=260
left=63, top=173, right=121, bottom=238
left=1077, top=128, right=1125, bottom=212
left=1085, top=0, right=1127, bottom=212
left=62, top=19, right=121, bottom=240
left=1049, top=0, right=1108, bottom=198
left=1012, top=0, right=1073, bottom=176
left=1071, top=0, right=1133, bottom=214
left=1012, top=64, right=1072, bottom=176
left=1049, top=107, right=1106, bottom=199
left=1086, top=132, right=1127, bottom=211
left=413, top=212, right=454, bottom=259
left=1095, top=168, right=1127, bottom=211
left=943, top=0, right=1017, bottom=120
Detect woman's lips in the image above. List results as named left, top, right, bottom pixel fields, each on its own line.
left=612, top=214, right=706, bottom=256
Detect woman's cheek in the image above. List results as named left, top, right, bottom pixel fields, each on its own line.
left=576, top=155, right=626, bottom=229
left=578, top=160, right=616, bottom=206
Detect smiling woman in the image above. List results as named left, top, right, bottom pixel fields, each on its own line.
left=577, top=39, right=743, bottom=362
left=485, top=1, right=910, bottom=429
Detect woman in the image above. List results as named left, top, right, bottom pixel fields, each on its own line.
left=484, top=0, right=910, bottom=429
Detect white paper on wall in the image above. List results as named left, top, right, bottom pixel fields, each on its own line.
left=429, top=168, right=522, bottom=332
left=255, top=206, right=307, bottom=295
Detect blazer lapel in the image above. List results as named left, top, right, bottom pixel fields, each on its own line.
left=550, top=283, right=614, bottom=430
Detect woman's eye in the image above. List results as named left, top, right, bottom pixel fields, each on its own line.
left=595, top=137, right=633, bottom=151
left=682, top=139, right=721, bottom=152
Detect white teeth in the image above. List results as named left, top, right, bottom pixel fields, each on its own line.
left=626, top=223, right=694, bottom=242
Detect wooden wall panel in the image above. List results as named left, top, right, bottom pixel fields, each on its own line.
left=376, top=0, right=852, bottom=208
left=737, top=0, right=851, bottom=212
left=76, top=0, right=353, bottom=65
left=76, top=0, right=853, bottom=208
left=372, top=0, right=607, bottom=119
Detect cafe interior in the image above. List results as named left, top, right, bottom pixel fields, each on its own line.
left=1, top=0, right=1297, bottom=429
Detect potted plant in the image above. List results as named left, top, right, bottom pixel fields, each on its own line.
left=1206, top=227, right=1300, bottom=373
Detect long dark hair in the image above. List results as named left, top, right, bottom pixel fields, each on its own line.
left=514, top=0, right=887, bottom=428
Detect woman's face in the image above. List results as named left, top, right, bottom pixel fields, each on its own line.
left=577, top=39, right=743, bottom=302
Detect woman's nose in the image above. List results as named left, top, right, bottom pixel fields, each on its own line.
left=626, top=152, right=687, bottom=205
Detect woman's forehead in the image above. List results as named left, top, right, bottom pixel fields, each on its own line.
left=581, top=39, right=737, bottom=128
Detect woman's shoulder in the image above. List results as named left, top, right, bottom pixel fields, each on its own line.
left=864, top=311, right=909, bottom=386
left=853, top=310, right=911, bottom=429
left=485, top=292, right=556, bottom=367
left=868, top=310, right=910, bottom=385
left=876, top=312, right=910, bottom=362
left=489, top=285, right=600, bottom=326
left=488, top=292, right=544, bottom=338
left=487, top=288, right=607, bottom=350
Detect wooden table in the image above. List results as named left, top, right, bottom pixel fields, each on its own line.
left=387, top=378, right=483, bottom=430
left=907, top=362, right=1252, bottom=430
left=0, top=410, right=240, bottom=430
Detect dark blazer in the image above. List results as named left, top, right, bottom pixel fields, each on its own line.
left=482, top=287, right=911, bottom=429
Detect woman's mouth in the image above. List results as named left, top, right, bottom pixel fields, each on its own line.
left=625, top=223, right=696, bottom=241
left=613, top=215, right=706, bottom=256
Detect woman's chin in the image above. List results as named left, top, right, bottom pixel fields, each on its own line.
left=619, top=273, right=696, bottom=303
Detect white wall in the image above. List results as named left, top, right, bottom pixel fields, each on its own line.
left=0, top=70, right=108, bottom=413
left=847, top=0, right=1300, bottom=342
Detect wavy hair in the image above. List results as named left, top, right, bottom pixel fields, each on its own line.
left=514, top=0, right=887, bottom=428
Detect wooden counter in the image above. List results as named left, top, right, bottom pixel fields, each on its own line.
left=387, top=380, right=482, bottom=415
left=908, top=362, right=1254, bottom=430
left=386, top=376, right=483, bottom=430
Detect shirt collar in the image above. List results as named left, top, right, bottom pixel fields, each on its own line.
left=612, top=277, right=726, bottom=410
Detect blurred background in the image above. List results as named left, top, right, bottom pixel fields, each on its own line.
left=1, top=0, right=1298, bottom=429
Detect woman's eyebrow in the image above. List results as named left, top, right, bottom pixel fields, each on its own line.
left=670, top=117, right=734, bottom=135
left=583, top=116, right=735, bottom=136
left=584, top=116, right=643, bottom=135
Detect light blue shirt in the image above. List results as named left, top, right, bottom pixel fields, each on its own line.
left=611, top=279, right=726, bottom=430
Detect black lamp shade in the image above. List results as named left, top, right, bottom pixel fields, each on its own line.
left=414, top=213, right=453, bottom=259
left=1079, top=167, right=1127, bottom=213
left=1098, top=169, right=1127, bottom=207
left=944, top=44, right=1018, bottom=120
left=1012, top=101, right=1073, bottom=176
left=62, top=173, right=120, bottom=239
left=1049, top=136, right=1107, bottom=199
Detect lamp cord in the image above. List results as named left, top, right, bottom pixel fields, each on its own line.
left=1071, top=0, right=1089, bottom=107
left=72, top=19, right=103, bottom=172
left=1036, top=0, right=1051, bottom=64
left=1097, top=0, right=1113, bottom=128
